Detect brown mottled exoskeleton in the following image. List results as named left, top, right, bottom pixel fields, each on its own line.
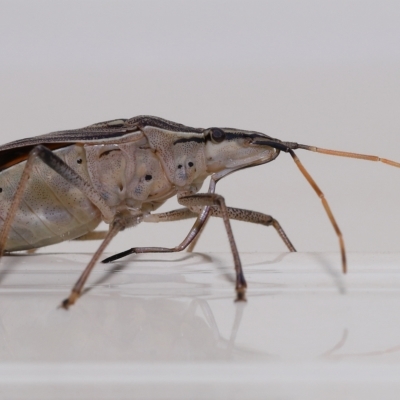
left=0, top=116, right=398, bottom=308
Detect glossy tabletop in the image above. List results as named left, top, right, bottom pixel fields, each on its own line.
left=0, top=252, right=400, bottom=399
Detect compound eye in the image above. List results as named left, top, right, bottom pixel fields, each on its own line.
left=210, top=128, right=225, bottom=143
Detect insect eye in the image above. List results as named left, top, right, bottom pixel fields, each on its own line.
left=210, top=128, right=225, bottom=143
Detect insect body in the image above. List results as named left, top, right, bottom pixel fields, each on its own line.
left=0, top=116, right=398, bottom=308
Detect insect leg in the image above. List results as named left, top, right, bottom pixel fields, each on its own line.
left=143, top=208, right=197, bottom=222
left=142, top=208, right=208, bottom=252
left=180, top=194, right=246, bottom=300
left=62, top=210, right=143, bottom=309
left=0, top=145, right=114, bottom=256
left=62, top=223, right=121, bottom=309
left=146, top=207, right=296, bottom=253
left=101, top=205, right=212, bottom=263
left=103, top=194, right=247, bottom=301
left=186, top=216, right=209, bottom=253
left=209, top=206, right=296, bottom=252
left=74, top=231, right=109, bottom=241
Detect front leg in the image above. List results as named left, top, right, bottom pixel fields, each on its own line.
left=143, top=206, right=296, bottom=253
left=179, top=193, right=246, bottom=300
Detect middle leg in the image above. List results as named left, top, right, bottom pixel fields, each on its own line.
left=102, top=193, right=247, bottom=301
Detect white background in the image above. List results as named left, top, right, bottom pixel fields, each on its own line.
left=1, top=0, right=400, bottom=256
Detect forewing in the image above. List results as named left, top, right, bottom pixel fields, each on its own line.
left=0, top=115, right=204, bottom=171
left=0, top=118, right=140, bottom=171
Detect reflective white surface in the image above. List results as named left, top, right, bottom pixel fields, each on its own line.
left=1, top=252, right=400, bottom=399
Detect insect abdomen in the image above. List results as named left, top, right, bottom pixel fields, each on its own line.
left=0, top=145, right=101, bottom=251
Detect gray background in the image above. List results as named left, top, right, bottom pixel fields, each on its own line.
left=0, top=0, right=399, bottom=255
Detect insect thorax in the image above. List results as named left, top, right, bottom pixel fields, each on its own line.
left=84, top=129, right=208, bottom=212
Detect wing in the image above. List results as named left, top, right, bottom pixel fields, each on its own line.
left=0, top=116, right=204, bottom=171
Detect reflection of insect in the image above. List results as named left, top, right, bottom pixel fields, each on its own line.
left=0, top=116, right=399, bottom=308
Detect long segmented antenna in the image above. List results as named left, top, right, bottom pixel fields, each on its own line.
left=255, top=138, right=400, bottom=274
left=283, top=141, right=400, bottom=274
left=288, top=149, right=347, bottom=273
left=295, top=144, right=400, bottom=168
